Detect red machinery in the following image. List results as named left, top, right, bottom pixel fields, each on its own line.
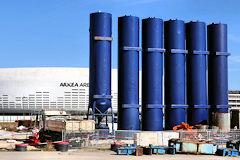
left=24, top=129, right=40, bottom=145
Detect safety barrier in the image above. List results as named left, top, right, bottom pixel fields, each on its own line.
left=178, top=129, right=240, bottom=145
left=62, top=129, right=115, bottom=149
left=61, top=129, right=240, bottom=149
left=62, top=130, right=180, bottom=149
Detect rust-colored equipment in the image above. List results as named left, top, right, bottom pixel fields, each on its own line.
left=173, top=122, right=195, bottom=130
left=173, top=122, right=197, bottom=139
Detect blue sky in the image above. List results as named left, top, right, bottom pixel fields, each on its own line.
left=0, top=0, right=239, bottom=90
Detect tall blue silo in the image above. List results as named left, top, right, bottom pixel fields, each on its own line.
left=142, top=17, right=165, bottom=131
left=207, top=23, right=230, bottom=131
left=164, top=19, right=188, bottom=130
left=88, top=12, right=114, bottom=132
left=118, top=15, right=141, bottom=130
left=186, top=21, right=210, bottom=126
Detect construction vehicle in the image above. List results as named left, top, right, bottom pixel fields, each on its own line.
left=38, top=110, right=95, bottom=142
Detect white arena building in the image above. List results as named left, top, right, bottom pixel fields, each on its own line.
left=0, top=68, right=118, bottom=117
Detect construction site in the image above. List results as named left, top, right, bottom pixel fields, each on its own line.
left=0, top=5, right=240, bottom=160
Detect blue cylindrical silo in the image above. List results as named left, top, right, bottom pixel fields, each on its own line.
left=89, top=12, right=112, bottom=123
left=207, top=23, right=230, bottom=131
left=142, top=18, right=165, bottom=131
left=186, top=21, right=210, bottom=126
left=118, top=15, right=140, bottom=130
left=164, top=20, right=188, bottom=130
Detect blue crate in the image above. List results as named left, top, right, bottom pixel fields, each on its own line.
left=216, top=147, right=239, bottom=157
left=144, top=144, right=167, bottom=155
left=116, top=144, right=137, bottom=155
left=229, top=148, right=239, bottom=157
left=216, top=148, right=230, bottom=157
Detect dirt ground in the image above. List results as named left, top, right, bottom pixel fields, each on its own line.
left=0, top=150, right=239, bottom=160
left=0, top=122, right=18, bottom=129
left=0, top=129, right=33, bottom=151
left=0, top=130, right=30, bottom=140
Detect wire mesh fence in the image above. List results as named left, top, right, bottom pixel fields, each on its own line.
left=178, top=129, right=240, bottom=145
left=62, top=129, right=115, bottom=149
left=62, top=129, right=180, bottom=149
left=61, top=129, right=240, bottom=149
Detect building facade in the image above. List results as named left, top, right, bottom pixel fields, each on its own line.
left=229, top=91, right=240, bottom=128
left=229, top=91, right=240, bottom=110
left=0, top=68, right=118, bottom=115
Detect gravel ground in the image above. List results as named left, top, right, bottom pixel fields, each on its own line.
left=0, top=150, right=239, bottom=160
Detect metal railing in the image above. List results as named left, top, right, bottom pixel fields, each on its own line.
left=178, top=129, right=240, bottom=145
left=61, top=129, right=240, bottom=149
left=62, top=129, right=115, bottom=149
